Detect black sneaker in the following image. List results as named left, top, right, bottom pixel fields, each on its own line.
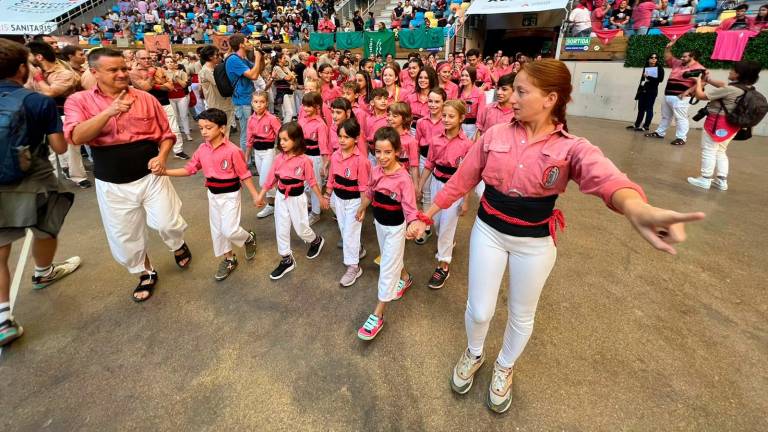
left=270, top=255, right=295, bottom=280
left=62, top=167, right=70, bottom=179
left=77, top=179, right=92, bottom=189
left=306, top=235, right=325, bottom=259
left=670, top=139, right=686, bottom=146
left=415, top=228, right=432, bottom=245
left=428, top=266, right=450, bottom=289
left=174, top=152, right=191, bottom=160
left=625, top=125, right=636, bottom=130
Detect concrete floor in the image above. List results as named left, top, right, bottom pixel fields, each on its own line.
left=1, top=117, right=766, bottom=431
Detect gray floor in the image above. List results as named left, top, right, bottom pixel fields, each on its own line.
left=1, top=117, right=766, bottom=431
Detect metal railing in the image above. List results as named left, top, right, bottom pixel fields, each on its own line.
left=52, top=0, right=110, bottom=32
left=335, top=0, right=377, bottom=22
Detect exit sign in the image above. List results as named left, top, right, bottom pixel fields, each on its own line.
left=522, top=13, right=538, bottom=27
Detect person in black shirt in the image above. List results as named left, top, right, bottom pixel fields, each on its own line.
left=627, top=53, right=665, bottom=131
left=353, top=10, right=364, bottom=31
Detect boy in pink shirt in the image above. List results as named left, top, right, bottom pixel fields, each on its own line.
left=162, top=109, right=258, bottom=281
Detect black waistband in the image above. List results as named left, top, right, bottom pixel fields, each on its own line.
left=463, top=118, right=477, bottom=125
left=305, top=138, right=320, bottom=156
left=372, top=191, right=404, bottom=226
left=277, top=176, right=304, bottom=196
left=419, top=145, right=429, bottom=158
left=477, top=185, right=558, bottom=237
left=411, top=116, right=422, bottom=129
left=90, top=140, right=158, bottom=184
left=433, top=163, right=458, bottom=183
left=333, top=174, right=361, bottom=199
left=205, top=177, right=241, bottom=194
left=251, top=139, right=274, bottom=151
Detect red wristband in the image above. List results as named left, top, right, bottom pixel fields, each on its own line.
left=417, top=211, right=434, bottom=226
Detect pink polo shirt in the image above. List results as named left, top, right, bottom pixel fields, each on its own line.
left=477, top=102, right=515, bottom=134
left=328, top=120, right=368, bottom=154
left=320, top=83, right=342, bottom=106
left=415, top=116, right=444, bottom=154
left=298, top=115, right=331, bottom=156
left=262, top=152, right=317, bottom=190
left=442, top=80, right=459, bottom=100
left=246, top=111, right=281, bottom=149
left=460, top=86, right=486, bottom=121
left=424, top=130, right=474, bottom=179
left=357, top=95, right=371, bottom=114
left=298, top=103, right=332, bottom=126
left=185, top=139, right=251, bottom=180
left=433, top=121, right=647, bottom=211
left=364, top=111, right=389, bottom=145
left=326, top=147, right=372, bottom=194
left=404, top=91, right=430, bottom=121
left=64, top=86, right=176, bottom=147
left=366, top=165, right=419, bottom=223
left=399, top=69, right=413, bottom=90
left=397, top=130, right=419, bottom=169
left=474, top=63, right=493, bottom=90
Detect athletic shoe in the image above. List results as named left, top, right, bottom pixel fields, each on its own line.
left=359, top=247, right=367, bottom=260
left=451, top=349, right=485, bottom=394
left=687, top=176, right=712, bottom=190
left=428, top=267, right=450, bottom=290
left=393, top=275, right=413, bottom=300
left=0, top=318, right=24, bottom=347
left=32, top=256, right=82, bottom=290
left=340, top=265, right=362, bottom=287
left=308, top=212, right=321, bottom=226
left=174, top=152, right=191, bottom=160
left=244, top=231, right=257, bottom=260
left=641, top=126, right=650, bottom=131
left=306, top=235, right=325, bottom=259
left=487, top=362, right=514, bottom=414
left=670, top=138, right=686, bottom=146
left=414, top=228, right=433, bottom=245
left=644, top=132, right=663, bottom=139
left=62, top=167, right=70, bottom=179
left=712, top=178, right=728, bottom=191
left=625, top=125, right=636, bottom=129
left=633, top=127, right=644, bottom=131
left=357, top=314, right=384, bottom=340
left=185, top=134, right=194, bottom=142
left=77, top=179, right=92, bottom=189
left=270, top=255, right=295, bottom=280
left=215, top=256, right=238, bottom=281
left=257, top=205, right=274, bottom=218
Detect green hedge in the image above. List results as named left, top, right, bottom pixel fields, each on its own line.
left=624, top=33, right=768, bottom=69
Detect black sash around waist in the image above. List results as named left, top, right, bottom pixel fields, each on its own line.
left=372, top=191, right=404, bottom=226
left=305, top=138, right=320, bottom=156
left=419, top=145, right=429, bottom=158
left=90, top=140, right=158, bottom=184
left=251, top=138, right=274, bottom=151
left=463, top=117, right=477, bottom=125
left=277, top=176, right=304, bottom=197
left=433, top=163, right=458, bottom=183
left=205, top=177, right=241, bottom=194
left=333, top=174, right=361, bottom=200
left=477, top=185, right=558, bottom=238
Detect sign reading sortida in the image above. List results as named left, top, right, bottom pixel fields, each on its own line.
left=466, top=0, right=569, bottom=15
left=564, top=37, right=591, bottom=51
left=0, top=0, right=88, bottom=35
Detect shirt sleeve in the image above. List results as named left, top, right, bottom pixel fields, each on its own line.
left=326, top=157, right=337, bottom=191
left=358, top=157, right=372, bottom=194
left=476, top=108, right=487, bottom=134
left=270, top=116, right=282, bottom=140
left=318, top=122, right=331, bottom=156
left=475, top=91, right=487, bottom=124
left=63, top=93, right=87, bottom=143
left=407, top=137, right=419, bottom=168
left=706, top=86, right=740, bottom=102
left=245, top=115, right=257, bottom=148
left=399, top=175, right=419, bottom=223
left=228, top=55, right=249, bottom=79
left=304, top=156, right=317, bottom=187
left=433, top=139, right=486, bottom=208
left=232, top=147, right=253, bottom=180
left=184, top=149, right=202, bottom=175
left=568, top=138, right=647, bottom=212
left=424, top=140, right=436, bottom=171
left=30, top=93, right=63, bottom=136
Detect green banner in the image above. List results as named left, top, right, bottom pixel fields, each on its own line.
left=336, top=31, right=365, bottom=49
left=309, top=33, right=335, bottom=51
left=364, top=32, right=396, bottom=58
left=398, top=28, right=444, bottom=50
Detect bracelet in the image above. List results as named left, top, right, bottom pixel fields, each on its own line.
left=416, top=211, right=434, bottom=226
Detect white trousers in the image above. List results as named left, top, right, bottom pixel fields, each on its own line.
left=655, top=95, right=690, bottom=140
left=253, top=148, right=276, bottom=198
left=275, top=191, right=316, bottom=256
left=419, top=154, right=432, bottom=209
left=700, top=132, right=732, bottom=178
left=306, top=155, right=323, bottom=215
left=331, top=194, right=362, bottom=266
left=162, top=104, right=185, bottom=154
left=282, top=94, right=296, bottom=123
left=368, top=153, right=377, bottom=169
left=465, top=218, right=557, bottom=368
left=169, top=95, right=191, bottom=135
left=430, top=178, right=462, bottom=264
left=50, top=144, right=88, bottom=183
left=207, top=190, right=251, bottom=257
left=190, top=83, right=205, bottom=115
left=95, top=174, right=188, bottom=274
left=375, top=221, right=406, bottom=302
left=293, top=89, right=304, bottom=120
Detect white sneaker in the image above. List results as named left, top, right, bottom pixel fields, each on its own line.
left=687, top=176, right=712, bottom=190
left=32, top=256, right=82, bottom=290
left=339, top=265, right=362, bottom=287
left=712, top=177, right=728, bottom=191
left=308, top=213, right=321, bottom=226
left=487, top=362, right=514, bottom=413
left=451, top=349, right=485, bottom=394
left=257, top=205, right=275, bottom=218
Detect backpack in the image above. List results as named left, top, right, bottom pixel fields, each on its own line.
left=720, top=84, right=768, bottom=129
left=0, top=88, right=34, bottom=185
left=213, top=54, right=240, bottom=98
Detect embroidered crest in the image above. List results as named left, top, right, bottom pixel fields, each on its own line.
left=263, top=125, right=270, bottom=134
left=295, top=166, right=303, bottom=176
left=542, top=166, right=560, bottom=188
left=390, top=191, right=398, bottom=200
left=311, top=131, right=318, bottom=140
left=455, top=156, right=463, bottom=166
left=345, top=167, right=351, bottom=178
left=220, top=159, right=230, bottom=170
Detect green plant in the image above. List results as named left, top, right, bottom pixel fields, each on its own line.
left=624, top=33, right=768, bottom=69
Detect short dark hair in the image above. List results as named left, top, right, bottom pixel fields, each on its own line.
left=60, top=45, right=82, bottom=61
left=374, top=126, right=401, bottom=153
left=370, top=87, right=389, bottom=99
left=734, top=60, right=762, bottom=85
left=0, top=38, right=29, bottom=80
left=27, top=41, right=56, bottom=63
left=683, top=50, right=700, bottom=60
left=428, top=87, right=448, bottom=102
left=198, top=108, right=228, bottom=127
left=301, top=91, right=323, bottom=108
left=338, top=117, right=361, bottom=139
left=229, top=33, right=246, bottom=51
left=199, top=45, right=219, bottom=63
left=330, top=97, right=353, bottom=113
left=498, top=73, right=516, bottom=88
left=735, top=3, right=749, bottom=10
left=466, top=48, right=480, bottom=59
left=278, top=122, right=306, bottom=155
left=88, top=48, right=123, bottom=68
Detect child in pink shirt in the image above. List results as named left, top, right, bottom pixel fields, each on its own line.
left=363, top=87, right=390, bottom=166
left=298, top=92, right=331, bottom=224
left=387, top=102, right=420, bottom=187
left=413, top=88, right=447, bottom=245
left=246, top=91, right=282, bottom=219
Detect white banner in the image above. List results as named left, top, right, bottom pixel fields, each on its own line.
left=466, top=0, right=569, bottom=15
left=0, top=21, right=58, bottom=35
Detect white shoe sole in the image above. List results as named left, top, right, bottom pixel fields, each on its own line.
left=487, top=387, right=513, bottom=414
left=306, top=238, right=325, bottom=260
left=340, top=268, right=363, bottom=287
left=269, top=262, right=296, bottom=280
left=357, top=321, right=383, bottom=341
left=257, top=207, right=275, bottom=218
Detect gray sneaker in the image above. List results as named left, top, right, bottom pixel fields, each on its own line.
left=712, top=177, right=728, bottom=191
left=215, top=257, right=238, bottom=281
left=451, top=349, right=485, bottom=394
left=340, top=265, right=362, bottom=287
left=32, top=256, right=82, bottom=290
left=244, top=231, right=257, bottom=260
left=487, top=361, right=514, bottom=413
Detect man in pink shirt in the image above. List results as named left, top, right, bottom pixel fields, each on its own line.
left=318, top=14, right=337, bottom=33
left=466, top=49, right=492, bottom=90
left=718, top=4, right=755, bottom=30
left=64, top=49, right=190, bottom=302
left=631, top=0, right=658, bottom=35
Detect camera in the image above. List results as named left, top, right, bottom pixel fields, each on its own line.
left=692, top=107, right=708, bottom=121
left=682, top=69, right=705, bottom=79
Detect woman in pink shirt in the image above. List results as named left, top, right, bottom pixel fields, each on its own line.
left=318, top=63, right=342, bottom=108
left=407, top=59, right=705, bottom=413
left=298, top=92, right=331, bottom=225
left=381, top=64, right=404, bottom=105
left=355, top=70, right=375, bottom=114
left=405, top=67, right=437, bottom=133
left=437, top=62, right=459, bottom=100
left=458, top=66, right=486, bottom=140
left=630, top=0, right=658, bottom=35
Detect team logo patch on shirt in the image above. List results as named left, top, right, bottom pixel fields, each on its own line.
left=220, top=159, right=230, bottom=170
left=311, top=132, right=318, bottom=140
left=542, top=166, right=560, bottom=189
left=295, top=167, right=303, bottom=176
left=390, top=191, right=398, bottom=200
left=455, top=156, right=463, bottom=166
left=345, top=167, right=351, bottom=178
left=264, top=125, right=270, bottom=134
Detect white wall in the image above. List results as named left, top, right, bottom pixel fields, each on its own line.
left=562, top=61, right=768, bottom=137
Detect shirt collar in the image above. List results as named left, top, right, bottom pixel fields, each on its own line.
left=440, top=128, right=467, bottom=141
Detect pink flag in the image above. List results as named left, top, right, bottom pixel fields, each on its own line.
left=660, top=24, right=694, bottom=41
left=593, top=28, right=621, bottom=45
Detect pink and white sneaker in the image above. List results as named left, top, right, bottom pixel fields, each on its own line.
left=357, top=314, right=384, bottom=341
left=393, top=275, right=413, bottom=300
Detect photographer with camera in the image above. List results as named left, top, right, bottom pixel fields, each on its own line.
left=225, top=34, right=264, bottom=159
left=645, top=41, right=705, bottom=146
left=686, top=61, right=765, bottom=191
